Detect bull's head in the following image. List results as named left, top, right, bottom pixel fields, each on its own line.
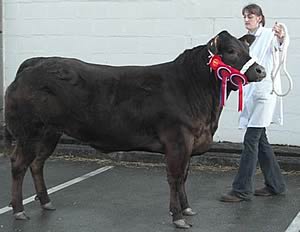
left=207, top=30, right=266, bottom=82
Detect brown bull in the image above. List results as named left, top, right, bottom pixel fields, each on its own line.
left=5, top=31, right=265, bottom=228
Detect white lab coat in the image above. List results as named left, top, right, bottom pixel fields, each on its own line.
left=239, top=25, right=289, bottom=128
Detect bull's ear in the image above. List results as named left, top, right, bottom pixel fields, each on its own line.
left=207, top=35, right=219, bottom=54
left=239, top=34, right=256, bottom=47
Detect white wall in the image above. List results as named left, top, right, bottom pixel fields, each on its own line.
left=3, top=0, right=300, bottom=146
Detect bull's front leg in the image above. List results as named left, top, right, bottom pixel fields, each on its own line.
left=180, top=161, right=197, bottom=217
left=161, top=126, right=195, bottom=229
left=166, top=157, right=196, bottom=229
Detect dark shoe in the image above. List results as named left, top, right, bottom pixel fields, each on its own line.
left=220, top=191, right=245, bottom=202
left=254, top=187, right=275, bottom=197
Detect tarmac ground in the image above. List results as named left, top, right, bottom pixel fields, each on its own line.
left=0, top=154, right=299, bottom=232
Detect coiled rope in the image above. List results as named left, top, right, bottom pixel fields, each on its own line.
left=269, top=23, right=293, bottom=96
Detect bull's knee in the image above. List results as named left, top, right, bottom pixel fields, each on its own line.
left=11, top=158, right=29, bottom=178
left=11, top=165, right=27, bottom=178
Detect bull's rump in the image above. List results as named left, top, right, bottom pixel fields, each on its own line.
left=5, top=57, right=180, bottom=152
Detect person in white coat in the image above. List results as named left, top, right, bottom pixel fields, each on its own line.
left=220, top=3, right=289, bottom=202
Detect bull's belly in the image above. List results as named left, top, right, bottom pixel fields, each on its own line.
left=91, top=143, right=164, bottom=154
left=63, top=123, right=214, bottom=155
left=89, top=137, right=212, bottom=155
left=64, top=129, right=164, bottom=154
left=90, top=141, right=164, bottom=154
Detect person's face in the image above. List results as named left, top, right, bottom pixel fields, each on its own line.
left=243, top=11, right=262, bottom=32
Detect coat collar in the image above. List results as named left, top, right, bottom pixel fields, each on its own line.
left=248, top=25, right=264, bottom=37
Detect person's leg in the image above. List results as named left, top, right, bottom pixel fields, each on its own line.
left=257, top=128, right=286, bottom=194
left=231, top=127, right=263, bottom=199
left=221, top=127, right=263, bottom=202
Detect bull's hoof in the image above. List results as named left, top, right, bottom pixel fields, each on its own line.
left=41, top=202, right=56, bottom=211
left=173, top=219, right=192, bottom=229
left=14, top=211, right=30, bottom=220
left=182, top=207, right=197, bottom=216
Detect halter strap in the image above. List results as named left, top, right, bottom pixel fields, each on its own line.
left=240, top=58, right=256, bottom=74
left=208, top=54, right=253, bottom=111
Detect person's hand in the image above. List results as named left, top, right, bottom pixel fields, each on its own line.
left=273, top=22, right=285, bottom=44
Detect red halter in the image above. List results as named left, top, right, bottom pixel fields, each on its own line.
left=208, top=55, right=249, bottom=112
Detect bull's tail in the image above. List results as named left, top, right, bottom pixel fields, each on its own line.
left=3, top=58, right=46, bottom=156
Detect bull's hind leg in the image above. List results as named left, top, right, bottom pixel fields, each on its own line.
left=30, top=131, right=61, bottom=211
left=10, top=139, right=38, bottom=220
left=161, top=126, right=194, bottom=229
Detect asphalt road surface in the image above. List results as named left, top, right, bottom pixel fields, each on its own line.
left=0, top=155, right=299, bottom=232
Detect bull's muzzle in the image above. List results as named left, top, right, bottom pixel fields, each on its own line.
left=254, top=64, right=266, bottom=81
left=245, top=63, right=266, bottom=82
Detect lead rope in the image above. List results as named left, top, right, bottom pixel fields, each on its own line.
left=264, top=23, right=293, bottom=96
left=271, top=23, right=293, bottom=96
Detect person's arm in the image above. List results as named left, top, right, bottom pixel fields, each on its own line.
left=272, top=22, right=290, bottom=52
left=273, top=22, right=285, bottom=45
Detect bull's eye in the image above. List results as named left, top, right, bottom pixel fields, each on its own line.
left=227, top=49, right=235, bottom=54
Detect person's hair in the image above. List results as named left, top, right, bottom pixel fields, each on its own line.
left=242, top=3, right=265, bottom=26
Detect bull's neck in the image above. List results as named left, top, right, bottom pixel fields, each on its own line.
left=174, top=45, right=225, bottom=134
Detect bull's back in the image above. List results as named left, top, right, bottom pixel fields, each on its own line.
left=5, top=57, right=172, bottom=152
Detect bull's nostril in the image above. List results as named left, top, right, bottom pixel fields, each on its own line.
left=256, top=68, right=262, bottom=74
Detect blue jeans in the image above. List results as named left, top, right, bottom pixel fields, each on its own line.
left=232, top=127, right=286, bottom=199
